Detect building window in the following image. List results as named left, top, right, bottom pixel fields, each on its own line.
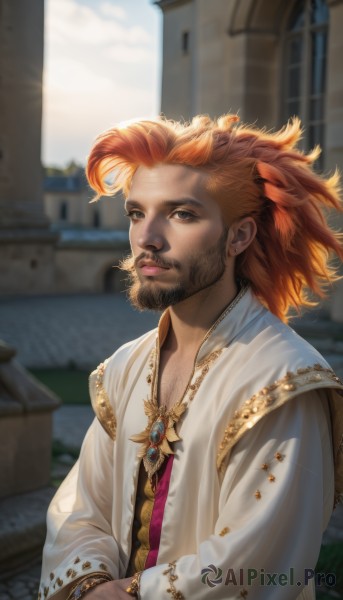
left=182, top=31, right=190, bottom=54
left=93, top=208, right=101, bottom=228
left=283, top=0, right=328, bottom=169
left=59, top=201, right=68, bottom=221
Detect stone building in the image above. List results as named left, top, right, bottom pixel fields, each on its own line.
left=42, top=171, right=129, bottom=293
left=44, top=170, right=127, bottom=231
left=156, top=0, right=343, bottom=318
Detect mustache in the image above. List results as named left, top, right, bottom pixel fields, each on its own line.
left=134, top=252, right=181, bottom=271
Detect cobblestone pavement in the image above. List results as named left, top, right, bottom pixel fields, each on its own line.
left=0, top=293, right=158, bottom=370
left=1, top=293, right=343, bottom=373
left=0, top=562, right=41, bottom=600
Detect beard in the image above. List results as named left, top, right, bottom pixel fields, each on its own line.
left=120, top=227, right=229, bottom=311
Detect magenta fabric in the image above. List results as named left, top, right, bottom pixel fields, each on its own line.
left=145, top=455, right=174, bottom=568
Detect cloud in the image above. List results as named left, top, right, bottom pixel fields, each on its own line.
left=104, top=44, right=154, bottom=64
left=44, top=56, right=113, bottom=94
left=43, top=76, right=155, bottom=165
left=99, top=2, right=127, bottom=20
left=46, top=0, right=151, bottom=49
left=43, top=0, right=160, bottom=164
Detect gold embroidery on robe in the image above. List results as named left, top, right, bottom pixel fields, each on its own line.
left=217, top=364, right=343, bottom=505
left=89, top=362, right=117, bottom=440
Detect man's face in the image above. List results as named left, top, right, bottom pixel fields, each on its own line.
left=123, top=164, right=230, bottom=311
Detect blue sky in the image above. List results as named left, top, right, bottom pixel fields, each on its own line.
left=42, top=0, right=162, bottom=166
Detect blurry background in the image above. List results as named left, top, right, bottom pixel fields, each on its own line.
left=1, top=0, right=343, bottom=305
left=0, top=1, right=342, bottom=599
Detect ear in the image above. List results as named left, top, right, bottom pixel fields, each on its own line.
left=227, top=217, right=257, bottom=257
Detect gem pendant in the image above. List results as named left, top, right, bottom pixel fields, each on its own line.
left=143, top=416, right=169, bottom=478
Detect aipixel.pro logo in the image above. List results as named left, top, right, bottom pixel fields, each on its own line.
left=201, top=564, right=223, bottom=588
left=200, top=565, right=336, bottom=589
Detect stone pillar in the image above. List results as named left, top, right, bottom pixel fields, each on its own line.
left=0, top=0, right=58, bottom=294
left=157, top=0, right=195, bottom=120
left=326, top=0, right=343, bottom=321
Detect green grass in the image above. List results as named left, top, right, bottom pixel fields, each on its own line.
left=315, top=543, right=343, bottom=598
left=29, top=368, right=90, bottom=405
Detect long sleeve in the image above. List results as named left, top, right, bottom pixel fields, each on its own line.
left=139, top=391, right=334, bottom=600
left=39, top=418, right=120, bottom=600
left=39, top=336, right=152, bottom=600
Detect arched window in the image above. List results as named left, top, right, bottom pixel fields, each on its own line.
left=283, top=0, right=329, bottom=169
left=59, top=201, right=68, bottom=221
left=93, top=208, right=101, bottom=228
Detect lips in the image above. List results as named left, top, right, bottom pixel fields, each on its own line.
left=137, top=259, right=170, bottom=276
left=139, top=262, right=170, bottom=276
left=138, top=257, right=170, bottom=268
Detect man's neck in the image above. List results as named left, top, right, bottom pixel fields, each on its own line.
left=163, top=278, right=238, bottom=356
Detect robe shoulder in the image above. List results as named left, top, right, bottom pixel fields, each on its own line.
left=216, top=309, right=343, bottom=506
left=88, top=327, right=157, bottom=440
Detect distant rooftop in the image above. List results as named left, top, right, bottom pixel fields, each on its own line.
left=44, top=173, right=89, bottom=193
left=58, top=228, right=128, bottom=242
left=53, top=226, right=129, bottom=248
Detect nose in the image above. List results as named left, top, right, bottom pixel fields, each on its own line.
left=136, top=217, right=165, bottom=252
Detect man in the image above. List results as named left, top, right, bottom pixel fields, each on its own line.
left=40, top=114, right=343, bottom=600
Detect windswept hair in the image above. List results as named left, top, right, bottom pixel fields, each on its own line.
left=86, top=114, right=343, bottom=321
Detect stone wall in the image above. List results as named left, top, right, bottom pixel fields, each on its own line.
left=55, top=243, right=130, bottom=293
left=0, top=233, right=58, bottom=295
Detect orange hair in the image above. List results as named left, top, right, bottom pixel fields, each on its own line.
left=86, top=114, right=343, bottom=321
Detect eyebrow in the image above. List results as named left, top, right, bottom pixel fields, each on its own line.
left=125, top=198, right=205, bottom=210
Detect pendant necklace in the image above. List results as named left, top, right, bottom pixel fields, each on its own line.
left=130, top=284, right=248, bottom=481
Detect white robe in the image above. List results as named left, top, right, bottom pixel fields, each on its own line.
left=40, top=288, right=343, bottom=600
